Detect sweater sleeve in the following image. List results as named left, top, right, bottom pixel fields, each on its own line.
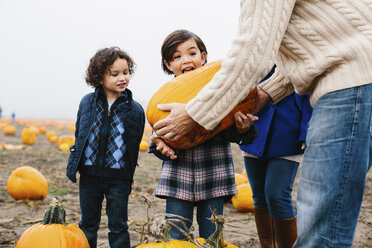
left=186, top=0, right=296, bottom=130
left=259, top=66, right=294, bottom=103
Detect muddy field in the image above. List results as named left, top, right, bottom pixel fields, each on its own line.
left=0, top=122, right=371, bottom=247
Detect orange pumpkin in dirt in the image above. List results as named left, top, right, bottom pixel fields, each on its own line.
left=197, top=237, right=239, bottom=248
left=146, top=60, right=257, bottom=149
left=3, top=125, right=16, bottom=136
left=58, top=143, right=70, bottom=151
left=139, top=141, right=149, bottom=151
left=7, top=166, right=48, bottom=201
left=231, top=183, right=254, bottom=213
left=137, top=240, right=198, bottom=248
left=58, top=135, right=75, bottom=147
left=38, top=126, right=47, bottom=134
left=15, top=198, right=89, bottom=248
left=21, top=127, right=37, bottom=145
left=234, top=173, right=249, bottom=186
left=46, top=131, right=57, bottom=142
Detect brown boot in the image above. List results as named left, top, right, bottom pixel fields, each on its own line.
left=273, top=216, right=297, bottom=248
left=254, top=207, right=275, bottom=248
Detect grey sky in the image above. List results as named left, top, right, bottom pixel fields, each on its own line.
left=0, top=0, right=240, bottom=120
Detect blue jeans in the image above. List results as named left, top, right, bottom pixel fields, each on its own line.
left=244, top=157, right=299, bottom=219
left=79, top=174, right=132, bottom=248
left=165, top=197, right=224, bottom=239
left=294, top=84, right=372, bottom=247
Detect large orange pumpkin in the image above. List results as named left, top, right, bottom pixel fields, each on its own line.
left=21, top=127, right=37, bottom=145
left=7, top=166, right=48, bottom=201
left=231, top=183, right=254, bottom=213
left=15, top=198, right=89, bottom=248
left=146, top=60, right=257, bottom=149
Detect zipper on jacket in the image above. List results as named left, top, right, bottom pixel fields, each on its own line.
left=97, top=104, right=111, bottom=175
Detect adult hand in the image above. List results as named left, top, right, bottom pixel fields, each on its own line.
left=251, top=87, right=271, bottom=114
left=153, top=103, right=197, bottom=142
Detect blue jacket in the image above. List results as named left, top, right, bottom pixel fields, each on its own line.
left=66, top=88, right=145, bottom=183
left=240, top=92, right=312, bottom=160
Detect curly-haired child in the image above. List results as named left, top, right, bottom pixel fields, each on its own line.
left=66, top=47, right=145, bottom=248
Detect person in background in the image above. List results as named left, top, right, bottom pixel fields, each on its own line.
left=240, top=67, right=312, bottom=247
left=66, top=47, right=145, bottom=248
left=152, top=1, right=372, bottom=247
left=149, top=29, right=258, bottom=240
left=0, top=105, right=2, bottom=118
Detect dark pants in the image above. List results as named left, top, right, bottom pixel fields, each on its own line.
left=244, top=157, right=299, bottom=219
left=165, top=197, right=224, bottom=239
left=79, top=174, right=132, bottom=248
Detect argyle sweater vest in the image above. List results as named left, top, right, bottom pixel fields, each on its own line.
left=82, top=98, right=126, bottom=172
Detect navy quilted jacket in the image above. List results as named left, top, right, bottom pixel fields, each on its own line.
left=66, top=87, right=145, bottom=183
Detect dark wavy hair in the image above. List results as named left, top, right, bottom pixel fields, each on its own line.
left=161, top=29, right=208, bottom=75
left=85, top=47, right=135, bottom=88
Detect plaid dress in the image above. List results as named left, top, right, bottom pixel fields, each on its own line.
left=155, top=134, right=238, bottom=202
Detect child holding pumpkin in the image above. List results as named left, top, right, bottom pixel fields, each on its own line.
left=149, top=29, right=258, bottom=240
left=66, top=47, right=145, bottom=248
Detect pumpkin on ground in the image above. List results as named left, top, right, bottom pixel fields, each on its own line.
left=46, top=131, right=57, bottom=141
left=21, top=127, right=37, bottom=145
left=234, top=173, right=248, bottom=186
left=48, top=134, right=58, bottom=143
left=38, top=126, right=47, bottom=134
left=196, top=238, right=239, bottom=248
left=58, top=135, right=75, bottom=147
left=15, top=198, right=89, bottom=248
left=137, top=240, right=198, bottom=248
left=3, top=125, right=16, bottom=135
left=231, top=183, right=254, bottom=213
left=7, top=166, right=48, bottom=201
left=58, top=143, right=70, bottom=151
left=139, top=140, right=149, bottom=151
left=146, top=60, right=258, bottom=149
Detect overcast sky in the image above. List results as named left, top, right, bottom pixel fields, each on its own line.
left=0, top=0, right=240, bottom=120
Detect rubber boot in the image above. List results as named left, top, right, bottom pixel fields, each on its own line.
left=254, top=207, right=275, bottom=248
left=273, top=216, right=297, bottom=248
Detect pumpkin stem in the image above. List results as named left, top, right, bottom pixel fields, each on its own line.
left=202, top=209, right=226, bottom=248
left=41, top=197, right=67, bottom=225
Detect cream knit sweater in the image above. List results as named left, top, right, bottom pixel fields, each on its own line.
left=186, top=0, right=372, bottom=130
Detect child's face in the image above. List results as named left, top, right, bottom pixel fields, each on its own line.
left=165, top=38, right=206, bottom=76
left=101, top=58, right=130, bottom=98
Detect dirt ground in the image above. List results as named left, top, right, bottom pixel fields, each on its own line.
left=0, top=123, right=371, bottom=247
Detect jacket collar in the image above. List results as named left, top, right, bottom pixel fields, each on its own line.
left=94, top=86, right=133, bottom=112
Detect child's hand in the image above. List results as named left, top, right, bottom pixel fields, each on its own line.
left=301, top=142, right=306, bottom=150
left=234, top=111, right=258, bottom=134
left=150, top=136, right=177, bottom=160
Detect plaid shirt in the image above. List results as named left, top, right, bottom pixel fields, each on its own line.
left=155, top=135, right=238, bottom=202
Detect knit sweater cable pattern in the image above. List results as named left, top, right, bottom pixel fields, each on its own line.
left=186, top=0, right=372, bottom=130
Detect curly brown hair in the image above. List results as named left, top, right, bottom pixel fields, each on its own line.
left=85, top=47, right=135, bottom=88
left=161, top=29, right=208, bottom=75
